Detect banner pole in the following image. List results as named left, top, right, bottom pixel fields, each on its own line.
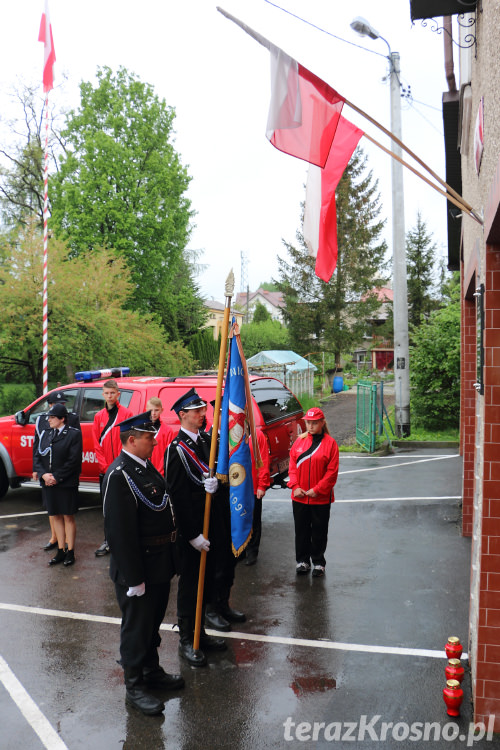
left=193, top=269, right=235, bottom=651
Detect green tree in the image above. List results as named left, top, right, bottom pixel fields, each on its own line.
left=253, top=301, right=271, bottom=323
left=0, top=82, right=62, bottom=230
left=51, top=67, right=204, bottom=337
left=240, top=319, right=290, bottom=359
left=0, top=223, right=194, bottom=394
left=406, top=212, right=437, bottom=329
left=188, top=329, right=219, bottom=370
left=276, top=149, right=387, bottom=365
left=410, top=273, right=460, bottom=429
left=258, top=281, right=278, bottom=292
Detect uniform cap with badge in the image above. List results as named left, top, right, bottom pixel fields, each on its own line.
left=47, top=392, right=67, bottom=404
left=118, top=411, right=157, bottom=433
left=170, top=388, right=207, bottom=415
left=48, top=403, right=68, bottom=418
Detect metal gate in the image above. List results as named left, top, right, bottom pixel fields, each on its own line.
left=356, top=380, right=377, bottom=452
left=356, top=380, right=395, bottom=452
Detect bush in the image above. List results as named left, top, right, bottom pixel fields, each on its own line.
left=0, top=384, right=36, bottom=416
left=410, top=282, right=460, bottom=429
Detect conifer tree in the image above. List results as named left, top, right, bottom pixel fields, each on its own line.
left=276, top=149, right=387, bottom=366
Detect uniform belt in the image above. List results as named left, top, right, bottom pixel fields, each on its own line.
left=140, top=532, right=177, bottom=546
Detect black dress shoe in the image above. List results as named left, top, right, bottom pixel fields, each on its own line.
left=48, top=549, right=66, bottom=566
left=95, top=541, right=110, bottom=557
left=199, top=632, right=227, bottom=651
left=43, top=540, right=58, bottom=551
left=126, top=687, right=164, bottom=716
left=143, top=667, right=185, bottom=690
left=63, top=550, right=75, bottom=566
left=178, top=641, right=207, bottom=667
left=219, top=602, right=246, bottom=623
left=205, top=608, right=231, bottom=632
left=245, top=554, right=257, bottom=566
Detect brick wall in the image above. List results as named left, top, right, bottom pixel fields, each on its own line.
left=473, top=249, right=500, bottom=727
left=461, top=279, right=476, bottom=537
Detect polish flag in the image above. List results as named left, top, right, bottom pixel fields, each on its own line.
left=266, top=44, right=345, bottom=168
left=303, top=116, right=364, bottom=282
left=38, top=0, right=56, bottom=92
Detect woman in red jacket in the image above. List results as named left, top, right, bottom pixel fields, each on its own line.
left=287, top=407, right=339, bottom=578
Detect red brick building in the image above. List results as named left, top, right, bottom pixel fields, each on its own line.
left=412, top=0, right=500, bottom=728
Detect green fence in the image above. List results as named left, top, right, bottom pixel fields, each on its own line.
left=356, top=380, right=395, bottom=452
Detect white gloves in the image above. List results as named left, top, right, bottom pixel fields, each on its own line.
left=189, top=534, right=210, bottom=552
left=126, top=583, right=146, bottom=597
left=203, top=475, right=218, bottom=494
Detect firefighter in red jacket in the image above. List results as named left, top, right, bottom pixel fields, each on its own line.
left=146, top=397, right=174, bottom=476
left=288, top=407, right=339, bottom=578
left=244, top=427, right=271, bottom=566
left=93, top=379, right=134, bottom=556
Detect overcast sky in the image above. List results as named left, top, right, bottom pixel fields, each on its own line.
left=1, top=1, right=456, bottom=301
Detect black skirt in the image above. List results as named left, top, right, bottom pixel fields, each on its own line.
left=42, top=485, right=79, bottom=516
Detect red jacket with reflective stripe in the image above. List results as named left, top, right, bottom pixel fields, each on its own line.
left=93, top=403, right=134, bottom=473
left=150, top=420, right=174, bottom=476
left=287, top=432, right=339, bottom=505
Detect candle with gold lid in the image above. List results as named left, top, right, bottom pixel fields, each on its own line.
left=445, top=636, right=463, bottom=660
left=443, top=679, right=464, bottom=716
left=445, top=658, right=465, bottom=683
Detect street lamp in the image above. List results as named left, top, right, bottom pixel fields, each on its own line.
left=350, top=16, right=411, bottom=437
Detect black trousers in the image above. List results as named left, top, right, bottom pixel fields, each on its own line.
left=115, top=581, right=171, bottom=671
left=292, top=501, right=331, bottom=567
left=246, top=494, right=262, bottom=558
left=176, top=538, right=216, bottom=619
left=211, top=492, right=237, bottom=602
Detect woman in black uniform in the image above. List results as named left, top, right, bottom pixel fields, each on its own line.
left=33, top=403, right=83, bottom=567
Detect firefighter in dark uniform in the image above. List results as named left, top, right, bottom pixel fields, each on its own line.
left=165, top=388, right=226, bottom=668
left=102, top=411, right=183, bottom=717
left=33, top=391, right=81, bottom=553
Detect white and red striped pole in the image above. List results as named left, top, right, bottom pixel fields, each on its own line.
left=42, top=92, right=49, bottom=395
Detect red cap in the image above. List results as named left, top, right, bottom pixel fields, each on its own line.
left=304, top=407, right=325, bottom=421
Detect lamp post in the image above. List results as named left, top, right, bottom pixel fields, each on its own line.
left=350, top=16, right=410, bottom=437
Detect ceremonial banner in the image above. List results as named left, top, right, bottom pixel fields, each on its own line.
left=218, top=329, right=255, bottom=555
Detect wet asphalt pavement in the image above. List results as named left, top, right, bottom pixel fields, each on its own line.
left=1, top=447, right=498, bottom=749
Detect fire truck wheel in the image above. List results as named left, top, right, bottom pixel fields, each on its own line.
left=0, top=463, right=9, bottom=499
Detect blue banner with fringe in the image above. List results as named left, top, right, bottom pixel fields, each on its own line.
left=218, top=331, right=255, bottom=555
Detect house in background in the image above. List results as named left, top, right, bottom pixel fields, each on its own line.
left=352, top=287, right=394, bottom=370
left=203, top=300, right=243, bottom=340
left=234, top=288, right=285, bottom=323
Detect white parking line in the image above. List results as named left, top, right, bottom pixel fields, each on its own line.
left=339, top=455, right=459, bottom=475
left=0, top=602, right=467, bottom=661
left=263, top=496, right=461, bottom=503
left=0, top=654, right=68, bottom=750
left=0, top=505, right=97, bottom=521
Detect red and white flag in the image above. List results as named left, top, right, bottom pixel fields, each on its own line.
left=266, top=45, right=345, bottom=169
left=303, top=116, right=363, bottom=282
left=38, top=0, right=56, bottom=92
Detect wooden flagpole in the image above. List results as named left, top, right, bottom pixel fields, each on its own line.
left=217, top=6, right=483, bottom=226
left=193, top=269, right=235, bottom=651
left=344, top=98, right=483, bottom=224
left=362, top=132, right=480, bottom=223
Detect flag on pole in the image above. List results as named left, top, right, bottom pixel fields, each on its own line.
left=38, top=0, right=56, bottom=92
left=303, top=116, right=364, bottom=282
left=217, top=328, right=256, bottom=556
left=266, top=44, right=345, bottom=168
